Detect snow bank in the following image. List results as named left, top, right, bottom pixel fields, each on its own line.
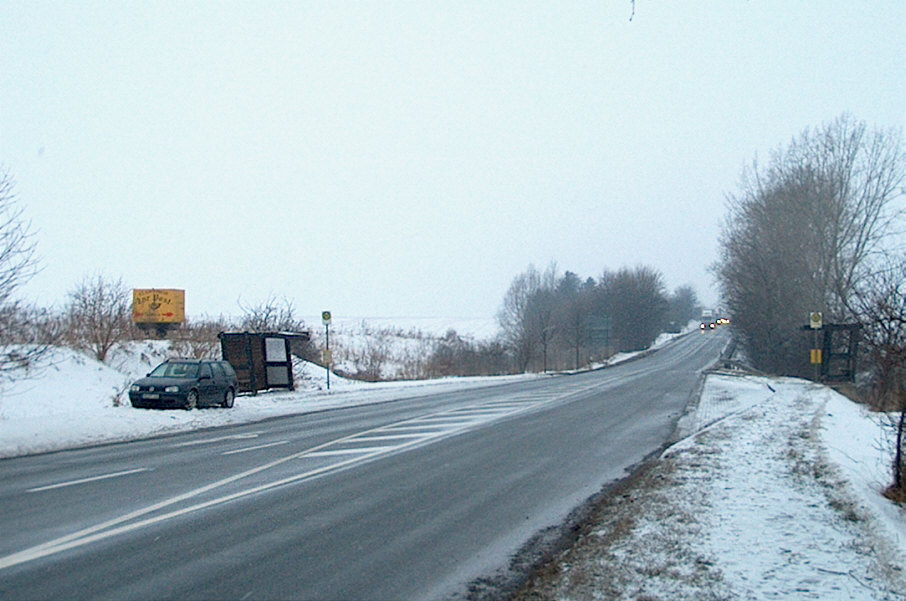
left=517, top=374, right=906, bottom=600
left=822, top=388, right=906, bottom=566
left=0, top=347, right=131, bottom=420
left=0, top=342, right=533, bottom=459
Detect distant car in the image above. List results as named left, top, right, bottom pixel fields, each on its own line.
left=129, top=359, right=238, bottom=410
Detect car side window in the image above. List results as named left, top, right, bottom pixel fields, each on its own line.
left=211, top=362, right=225, bottom=378
left=199, top=364, right=213, bottom=379
left=220, top=362, right=237, bottom=378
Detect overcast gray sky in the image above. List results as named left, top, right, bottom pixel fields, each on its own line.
left=2, top=1, right=903, bottom=320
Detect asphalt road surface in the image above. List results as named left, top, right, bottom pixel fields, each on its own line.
left=0, top=329, right=728, bottom=600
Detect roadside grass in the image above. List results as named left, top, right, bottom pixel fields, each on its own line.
left=511, top=441, right=731, bottom=601
left=785, top=401, right=865, bottom=524
left=510, top=383, right=906, bottom=601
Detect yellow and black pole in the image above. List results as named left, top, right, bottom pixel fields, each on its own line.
left=809, top=311, right=823, bottom=381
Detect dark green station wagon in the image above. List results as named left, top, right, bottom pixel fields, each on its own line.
left=129, top=359, right=238, bottom=410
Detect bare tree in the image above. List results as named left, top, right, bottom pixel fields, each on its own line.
left=527, top=286, right=558, bottom=372
left=782, top=115, right=905, bottom=310
left=597, top=266, right=669, bottom=352
left=497, top=265, right=544, bottom=372
left=0, top=167, right=55, bottom=382
left=0, top=168, right=38, bottom=310
left=667, top=284, right=701, bottom=331
left=847, top=257, right=906, bottom=498
left=0, top=301, right=64, bottom=380
left=555, top=271, right=595, bottom=370
left=497, top=263, right=559, bottom=372
left=715, top=115, right=905, bottom=374
left=65, top=274, right=132, bottom=362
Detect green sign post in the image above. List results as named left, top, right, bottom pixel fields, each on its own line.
left=322, top=311, right=332, bottom=390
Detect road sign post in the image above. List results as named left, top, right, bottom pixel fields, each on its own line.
left=322, top=311, right=332, bottom=390
left=809, top=311, right=823, bottom=381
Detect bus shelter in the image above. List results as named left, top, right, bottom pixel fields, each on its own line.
left=219, top=331, right=310, bottom=394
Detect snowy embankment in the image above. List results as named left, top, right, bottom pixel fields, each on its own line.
left=516, top=374, right=906, bottom=601
left=0, top=319, right=678, bottom=459
left=0, top=340, right=535, bottom=459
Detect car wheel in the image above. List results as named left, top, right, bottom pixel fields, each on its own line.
left=185, top=390, right=198, bottom=410
left=222, top=388, right=235, bottom=409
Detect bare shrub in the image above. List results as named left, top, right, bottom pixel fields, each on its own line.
left=64, top=273, right=131, bottom=362
left=237, top=294, right=314, bottom=360
left=393, top=338, right=435, bottom=380
left=171, top=316, right=234, bottom=359
left=425, top=329, right=513, bottom=378
left=847, top=257, right=906, bottom=496
left=0, top=302, right=64, bottom=381
left=336, top=335, right=392, bottom=382
left=238, top=294, right=306, bottom=332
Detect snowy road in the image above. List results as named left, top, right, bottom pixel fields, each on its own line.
left=0, top=331, right=728, bottom=600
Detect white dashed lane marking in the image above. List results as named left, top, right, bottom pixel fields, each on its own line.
left=172, top=433, right=261, bottom=447
left=221, top=441, right=290, bottom=456
left=27, top=468, right=150, bottom=494
left=305, top=447, right=396, bottom=457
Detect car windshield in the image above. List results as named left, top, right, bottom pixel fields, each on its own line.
left=149, top=362, right=199, bottom=378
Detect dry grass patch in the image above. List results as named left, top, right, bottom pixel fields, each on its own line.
left=511, top=449, right=730, bottom=601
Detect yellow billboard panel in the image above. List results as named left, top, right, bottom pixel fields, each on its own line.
left=133, top=289, right=185, bottom=324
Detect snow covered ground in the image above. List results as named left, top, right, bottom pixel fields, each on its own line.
left=304, top=315, right=501, bottom=380
left=0, top=340, right=535, bottom=459
left=516, top=373, right=906, bottom=600
left=303, top=315, right=502, bottom=341
left=2, top=333, right=905, bottom=599
left=0, top=324, right=678, bottom=459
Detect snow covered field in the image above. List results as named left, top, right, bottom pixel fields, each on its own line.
left=304, top=315, right=502, bottom=380
left=1, top=331, right=905, bottom=599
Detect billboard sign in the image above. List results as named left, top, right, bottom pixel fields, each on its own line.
left=133, top=289, right=186, bottom=324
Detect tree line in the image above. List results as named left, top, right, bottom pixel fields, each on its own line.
left=714, top=114, right=906, bottom=499
left=495, top=263, right=701, bottom=373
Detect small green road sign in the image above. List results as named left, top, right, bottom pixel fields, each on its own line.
left=322, top=311, right=332, bottom=325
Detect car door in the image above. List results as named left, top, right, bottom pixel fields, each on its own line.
left=197, top=362, right=217, bottom=406
left=211, top=362, right=229, bottom=402
left=219, top=361, right=238, bottom=388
